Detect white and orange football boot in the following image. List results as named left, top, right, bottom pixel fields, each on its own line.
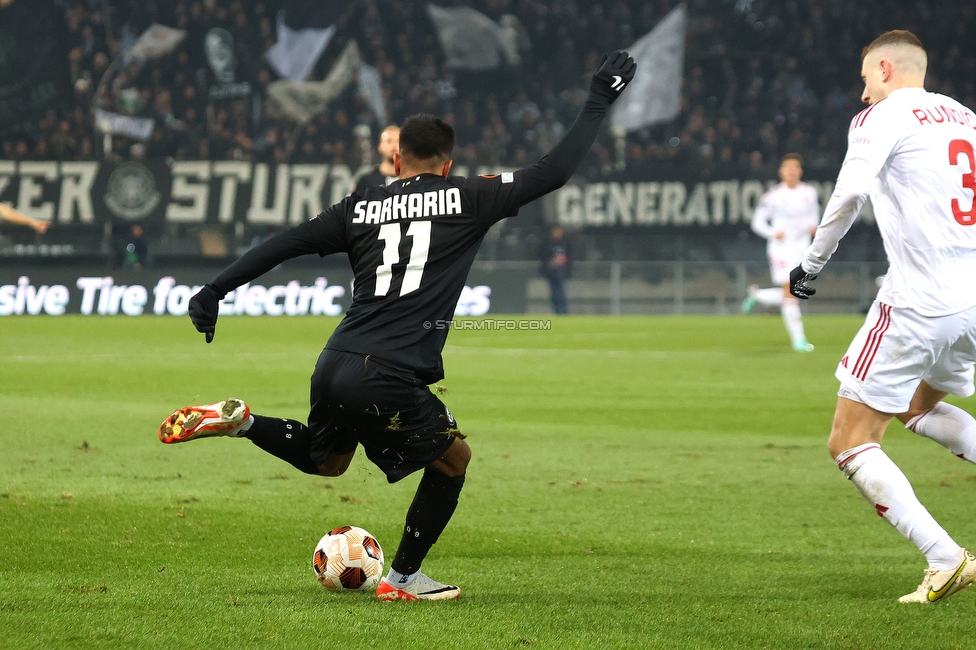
left=376, top=573, right=461, bottom=602
left=159, top=399, right=251, bottom=444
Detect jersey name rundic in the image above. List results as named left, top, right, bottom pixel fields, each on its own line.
left=910, top=105, right=976, bottom=129
left=352, top=188, right=463, bottom=225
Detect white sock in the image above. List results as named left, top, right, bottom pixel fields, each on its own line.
left=232, top=415, right=255, bottom=436
left=781, top=299, right=806, bottom=345
left=906, top=402, right=976, bottom=463
left=385, top=568, right=418, bottom=586
left=754, top=287, right=783, bottom=307
left=836, top=443, right=961, bottom=570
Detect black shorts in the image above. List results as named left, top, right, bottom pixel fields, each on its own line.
left=307, top=348, right=458, bottom=483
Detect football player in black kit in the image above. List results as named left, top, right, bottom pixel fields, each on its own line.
left=353, top=124, right=400, bottom=193
left=158, top=51, right=636, bottom=601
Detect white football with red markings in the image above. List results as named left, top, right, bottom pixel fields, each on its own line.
left=312, top=526, right=384, bottom=591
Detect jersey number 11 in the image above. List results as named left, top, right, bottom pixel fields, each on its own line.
left=374, top=221, right=431, bottom=297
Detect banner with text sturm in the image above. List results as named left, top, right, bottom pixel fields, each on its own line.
left=0, top=160, right=864, bottom=228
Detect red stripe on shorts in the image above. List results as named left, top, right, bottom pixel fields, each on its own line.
left=852, top=303, right=891, bottom=380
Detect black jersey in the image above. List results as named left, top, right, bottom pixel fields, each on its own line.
left=318, top=172, right=524, bottom=382
left=207, top=94, right=613, bottom=383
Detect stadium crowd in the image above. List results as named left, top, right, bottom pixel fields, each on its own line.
left=1, top=0, right=973, bottom=181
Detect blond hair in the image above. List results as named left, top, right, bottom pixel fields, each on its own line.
left=861, top=30, right=925, bottom=59
left=861, top=30, right=927, bottom=78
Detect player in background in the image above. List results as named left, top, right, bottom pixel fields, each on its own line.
left=158, top=52, right=636, bottom=601
left=0, top=204, right=50, bottom=234
left=742, top=153, right=820, bottom=352
left=790, top=30, right=976, bottom=603
left=353, top=124, right=400, bottom=193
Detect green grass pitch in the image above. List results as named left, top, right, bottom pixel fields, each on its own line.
left=3, top=314, right=976, bottom=649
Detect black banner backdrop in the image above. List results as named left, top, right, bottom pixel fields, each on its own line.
left=0, top=159, right=855, bottom=229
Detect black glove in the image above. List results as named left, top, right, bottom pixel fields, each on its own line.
left=589, top=51, right=637, bottom=107
left=789, top=265, right=818, bottom=299
left=188, top=283, right=222, bottom=343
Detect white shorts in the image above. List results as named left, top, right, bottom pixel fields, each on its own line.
left=767, top=243, right=806, bottom=285
left=836, top=300, right=976, bottom=413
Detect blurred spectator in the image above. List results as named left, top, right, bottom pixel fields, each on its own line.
left=353, top=124, right=400, bottom=194
left=541, top=225, right=570, bottom=315
left=118, top=223, right=149, bottom=269
left=0, top=0, right=971, bottom=182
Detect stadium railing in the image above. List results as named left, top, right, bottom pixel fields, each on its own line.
left=474, top=260, right=888, bottom=315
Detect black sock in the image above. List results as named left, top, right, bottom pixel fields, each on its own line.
left=391, top=469, right=465, bottom=575
left=243, top=414, right=319, bottom=475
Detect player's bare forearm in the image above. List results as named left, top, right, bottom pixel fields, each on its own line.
left=0, top=203, right=49, bottom=233
left=0, top=203, right=26, bottom=224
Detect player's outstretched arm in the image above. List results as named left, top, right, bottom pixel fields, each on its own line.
left=188, top=203, right=349, bottom=342
left=799, top=158, right=878, bottom=273
left=789, top=157, right=878, bottom=299
left=0, top=204, right=50, bottom=233
left=513, top=51, right=636, bottom=206
left=750, top=198, right=774, bottom=240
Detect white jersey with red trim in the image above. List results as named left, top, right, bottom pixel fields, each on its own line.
left=751, top=182, right=820, bottom=249
left=804, top=87, right=976, bottom=316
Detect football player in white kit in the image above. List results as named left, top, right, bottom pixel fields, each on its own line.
left=742, top=153, right=820, bottom=352
left=790, top=30, right=976, bottom=603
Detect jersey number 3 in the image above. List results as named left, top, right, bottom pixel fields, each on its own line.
left=374, top=221, right=431, bottom=296
left=949, top=139, right=976, bottom=225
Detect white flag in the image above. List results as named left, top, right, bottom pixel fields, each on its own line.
left=265, top=11, right=336, bottom=82
left=128, top=24, right=186, bottom=61
left=267, top=41, right=361, bottom=122
left=95, top=108, right=156, bottom=141
left=610, top=5, right=686, bottom=133
left=427, top=5, right=521, bottom=71
left=357, top=63, right=387, bottom=126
